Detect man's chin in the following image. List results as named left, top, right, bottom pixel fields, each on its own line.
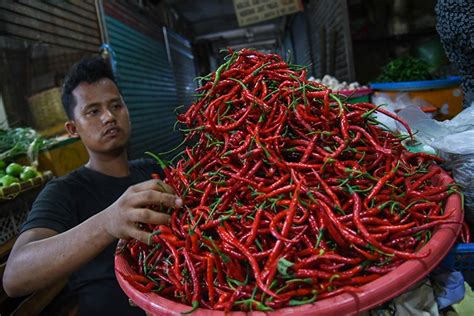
left=98, top=142, right=129, bottom=156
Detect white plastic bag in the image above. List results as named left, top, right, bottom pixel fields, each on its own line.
left=371, top=93, right=436, bottom=133
left=397, top=106, right=474, bottom=222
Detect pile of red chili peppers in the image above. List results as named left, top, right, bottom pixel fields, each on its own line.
left=122, top=49, right=463, bottom=312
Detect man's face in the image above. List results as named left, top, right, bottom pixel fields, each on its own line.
left=68, top=78, right=131, bottom=155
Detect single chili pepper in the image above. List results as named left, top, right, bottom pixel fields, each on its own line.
left=214, top=104, right=253, bottom=132
left=127, top=279, right=155, bottom=293
left=353, top=102, right=413, bottom=138
left=299, top=134, right=318, bottom=163
left=257, top=184, right=296, bottom=200
left=409, top=166, right=441, bottom=190
left=364, top=160, right=399, bottom=207
left=218, top=224, right=281, bottom=299
left=312, top=170, right=342, bottom=209
left=403, top=151, right=443, bottom=163
left=245, top=208, right=263, bottom=247
left=349, top=125, right=392, bottom=155
left=351, top=244, right=379, bottom=261
left=318, top=204, right=351, bottom=247
left=293, top=253, right=362, bottom=270
left=385, top=236, right=417, bottom=248
left=182, top=249, right=200, bottom=313
left=269, top=210, right=308, bottom=243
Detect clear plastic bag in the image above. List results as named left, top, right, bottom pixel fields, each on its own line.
left=371, top=92, right=436, bottom=133
left=397, top=106, right=474, bottom=222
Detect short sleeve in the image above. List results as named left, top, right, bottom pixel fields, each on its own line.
left=21, top=179, right=78, bottom=234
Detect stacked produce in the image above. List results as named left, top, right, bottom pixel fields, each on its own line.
left=0, top=127, right=47, bottom=162
left=0, top=160, right=41, bottom=188
left=121, top=49, right=460, bottom=312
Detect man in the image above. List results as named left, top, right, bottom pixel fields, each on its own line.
left=3, top=56, right=182, bottom=315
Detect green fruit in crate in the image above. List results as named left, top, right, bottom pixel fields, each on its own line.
left=0, top=160, right=5, bottom=170
left=0, top=175, right=19, bottom=187
left=20, top=167, right=39, bottom=181
left=6, top=163, right=24, bottom=177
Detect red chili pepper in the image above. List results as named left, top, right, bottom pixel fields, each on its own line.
left=353, top=192, right=430, bottom=259
left=126, top=48, right=457, bottom=311
left=409, top=166, right=441, bottom=190
left=218, top=223, right=281, bottom=299
left=364, top=161, right=399, bottom=207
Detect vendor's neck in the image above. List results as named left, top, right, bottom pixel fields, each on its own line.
left=86, top=150, right=129, bottom=177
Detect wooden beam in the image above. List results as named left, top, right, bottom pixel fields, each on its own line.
left=0, top=2, right=100, bottom=38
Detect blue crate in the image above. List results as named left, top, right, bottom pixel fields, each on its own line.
left=441, top=243, right=474, bottom=285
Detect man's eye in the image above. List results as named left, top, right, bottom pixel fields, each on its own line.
left=87, top=109, right=99, bottom=116
left=112, top=103, right=122, bottom=109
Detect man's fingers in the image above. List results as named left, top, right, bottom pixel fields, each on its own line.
left=130, top=208, right=170, bottom=225
left=129, top=227, right=153, bottom=245
left=117, top=239, right=127, bottom=249
left=131, top=179, right=175, bottom=194
left=133, top=190, right=182, bottom=208
left=155, top=179, right=175, bottom=194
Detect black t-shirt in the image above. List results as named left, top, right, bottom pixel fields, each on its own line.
left=21, top=159, right=163, bottom=316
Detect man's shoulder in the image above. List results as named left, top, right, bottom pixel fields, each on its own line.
left=128, top=158, right=164, bottom=181
left=42, top=166, right=90, bottom=194
left=129, top=158, right=162, bottom=175
left=129, top=158, right=156, bottom=168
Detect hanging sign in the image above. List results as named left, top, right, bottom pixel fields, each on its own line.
left=233, top=0, right=303, bottom=27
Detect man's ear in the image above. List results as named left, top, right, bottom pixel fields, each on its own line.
left=65, top=120, right=79, bottom=138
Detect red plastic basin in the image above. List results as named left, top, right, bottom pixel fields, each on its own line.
left=336, top=88, right=373, bottom=98
left=115, top=169, right=463, bottom=315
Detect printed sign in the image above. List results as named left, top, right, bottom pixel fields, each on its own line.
left=233, top=0, right=303, bottom=27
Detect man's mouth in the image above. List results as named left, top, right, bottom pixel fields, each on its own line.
left=103, top=127, right=122, bottom=136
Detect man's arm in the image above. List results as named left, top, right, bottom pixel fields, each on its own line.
left=2, top=179, right=181, bottom=297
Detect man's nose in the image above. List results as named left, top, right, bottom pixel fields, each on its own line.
left=102, top=108, right=116, bottom=122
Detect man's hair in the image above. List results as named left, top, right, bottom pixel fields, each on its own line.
left=61, top=56, right=117, bottom=119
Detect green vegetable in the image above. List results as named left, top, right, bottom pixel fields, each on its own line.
left=20, top=166, right=39, bottom=181
left=0, top=127, right=49, bottom=163
left=374, top=56, right=435, bottom=83
left=0, top=175, right=19, bottom=187
left=0, top=160, right=5, bottom=170
left=6, top=163, right=24, bottom=177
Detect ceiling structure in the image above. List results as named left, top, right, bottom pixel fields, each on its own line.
left=165, top=0, right=287, bottom=53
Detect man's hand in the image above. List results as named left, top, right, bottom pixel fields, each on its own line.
left=103, top=179, right=182, bottom=244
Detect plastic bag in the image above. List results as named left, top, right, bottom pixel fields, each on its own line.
left=371, top=92, right=436, bottom=133
left=397, top=106, right=474, bottom=223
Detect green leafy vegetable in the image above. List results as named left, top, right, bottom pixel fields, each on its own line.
left=374, top=56, right=435, bottom=83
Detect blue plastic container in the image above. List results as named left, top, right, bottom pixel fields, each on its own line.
left=370, top=76, right=462, bottom=91
left=441, top=243, right=474, bottom=285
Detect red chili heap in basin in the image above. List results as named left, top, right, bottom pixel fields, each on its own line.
left=121, top=49, right=461, bottom=312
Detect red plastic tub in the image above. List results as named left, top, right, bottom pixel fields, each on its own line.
left=336, top=88, right=373, bottom=104
left=115, top=169, right=463, bottom=315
